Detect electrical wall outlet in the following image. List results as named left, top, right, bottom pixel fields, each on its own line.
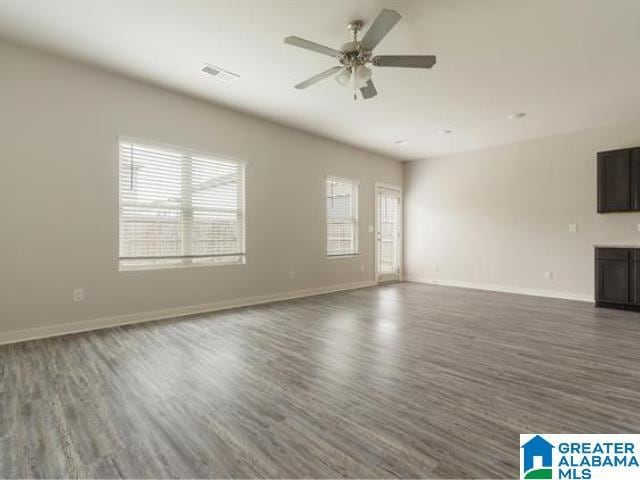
left=544, top=271, right=554, bottom=280
left=289, top=270, right=295, bottom=279
left=360, top=264, right=365, bottom=272
left=432, top=263, right=440, bottom=272
left=569, top=223, right=578, bottom=233
left=636, top=223, right=640, bottom=232
left=73, top=288, right=84, bottom=302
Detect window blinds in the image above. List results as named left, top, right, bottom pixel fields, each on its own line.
left=119, top=141, right=245, bottom=268
left=326, top=176, right=358, bottom=256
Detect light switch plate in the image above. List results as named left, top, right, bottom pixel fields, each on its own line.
left=637, top=223, right=640, bottom=232
left=368, top=225, right=374, bottom=233
left=569, top=223, right=577, bottom=233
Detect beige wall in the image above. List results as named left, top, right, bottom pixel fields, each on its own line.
left=0, top=41, right=402, bottom=336
left=404, top=120, right=640, bottom=300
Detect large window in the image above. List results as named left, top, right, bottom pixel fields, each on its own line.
left=119, top=139, right=245, bottom=270
left=326, top=176, right=358, bottom=257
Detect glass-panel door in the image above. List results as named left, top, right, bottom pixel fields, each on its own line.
left=376, top=186, right=401, bottom=282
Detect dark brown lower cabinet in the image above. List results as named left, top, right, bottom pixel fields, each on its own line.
left=632, top=258, right=640, bottom=305
left=595, top=247, right=640, bottom=311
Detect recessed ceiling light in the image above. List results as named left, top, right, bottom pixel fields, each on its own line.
left=202, top=64, right=240, bottom=84
left=508, top=112, right=527, bottom=120
left=394, top=139, right=409, bottom=146
left=439, top=129, right=453, bottom=135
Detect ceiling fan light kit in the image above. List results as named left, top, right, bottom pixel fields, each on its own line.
left=348, top=65, right=372, bottom=89
left=284, top=9, right=437, bottom=100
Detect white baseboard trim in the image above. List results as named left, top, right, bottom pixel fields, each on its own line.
left=403, top=276, right=593, bottom=303
left=0, top=280, right=376, bottom=346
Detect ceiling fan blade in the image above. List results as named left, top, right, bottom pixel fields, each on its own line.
left=373, top=55, right=437, bottom=68
left=360, top=9, right=401, bottom=51
left=294, top=66, right=343, bottom=89
left=284, top=36, right=343, bottom=58
left=360, top=79, right=378, bottom=99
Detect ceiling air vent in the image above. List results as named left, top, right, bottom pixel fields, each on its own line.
left=202, top=64, right=240, bottom=84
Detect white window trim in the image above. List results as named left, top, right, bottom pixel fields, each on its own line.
left=326, top=175, right=360, bottom=258
left=117, top=136, right=247, bottom=271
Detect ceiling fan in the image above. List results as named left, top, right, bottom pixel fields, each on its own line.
left=284, top=9, right=436, bottom=100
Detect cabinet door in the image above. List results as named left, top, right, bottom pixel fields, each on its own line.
left=598, top=149, right=631, bottom=212
left=596, top=258, right=630, bottom=304
left=631, top=250, right=640, bottom=305
left=632, top=149, right=640, bottom=210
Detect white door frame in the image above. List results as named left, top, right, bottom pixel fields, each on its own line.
left=374, top=182, right=403, bottom=283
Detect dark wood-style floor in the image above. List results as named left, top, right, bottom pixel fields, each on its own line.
left=2, top=282, right=640, bottom=479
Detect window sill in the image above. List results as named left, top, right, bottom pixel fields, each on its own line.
left=119, top=257, right=245, bottom=272
left=326, top=254, right=360, bottom=260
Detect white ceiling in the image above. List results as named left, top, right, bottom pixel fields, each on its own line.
left=1, top=0, right=639, bottom=160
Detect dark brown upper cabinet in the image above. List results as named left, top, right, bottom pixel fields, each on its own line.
left=597, top=147, right=640, bottom=213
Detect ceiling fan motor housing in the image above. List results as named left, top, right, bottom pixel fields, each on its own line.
left=339, top=43, right=372, bottom=68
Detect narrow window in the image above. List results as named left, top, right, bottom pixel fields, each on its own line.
left=326, top=176, right=359, bottom=257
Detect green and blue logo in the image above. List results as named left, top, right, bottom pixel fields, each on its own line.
left=521, top=435, right=554, bottom=479
left=520, top=434, right=640, bottom=479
